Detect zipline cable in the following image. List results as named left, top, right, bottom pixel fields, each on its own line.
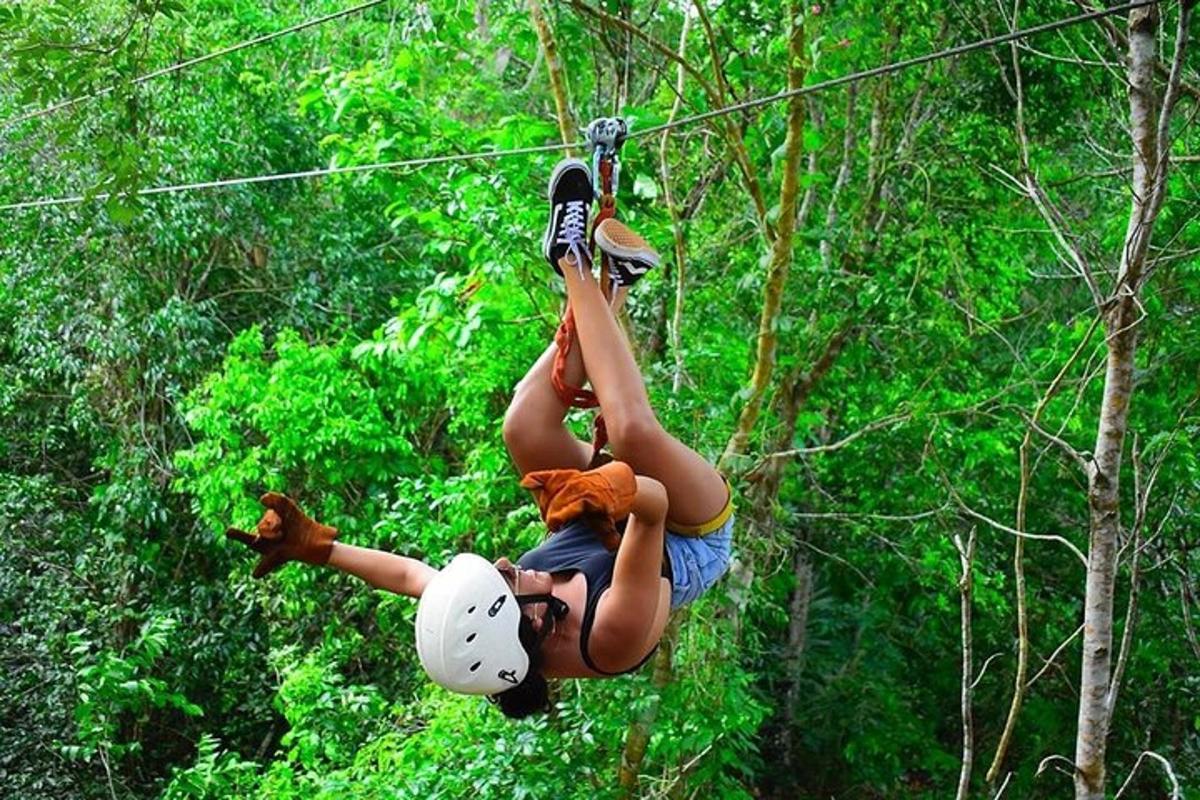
left=0, top=142, right=575, bottom=210
left=2, top=0, right=388, bottom=129
left=0, top=0, right=1156, bottom=213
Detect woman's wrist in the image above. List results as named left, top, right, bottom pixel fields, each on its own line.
left=326, top=541, right=347, bottom=568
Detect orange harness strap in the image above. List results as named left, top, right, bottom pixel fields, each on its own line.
left=550, top=309, right=598, bottom=408
left=550, top=158, right=616, bottom=457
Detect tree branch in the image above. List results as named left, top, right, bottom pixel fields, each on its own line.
left=1020, top=412, right=1091, bottom=472
left=659, top=8, right=693, bottom=394
left=986, top=309, right=1101, bottom=783
left=529, top=0, right=578, bottom=152
left=821, top=84, right=860, bottom=271
left=1026, top=623, right=1084, bottom=689
left=1112, top=751, right=1182, bottom=800
left=748, top=413, right=909, bottom=474
left=952, top=499, right=1088, bottom=569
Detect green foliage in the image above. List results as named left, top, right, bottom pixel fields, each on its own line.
left=176, top=326, right=417, bottom=535
left=162, top=734, right=261, bottom=799
left=68, top=616, right=204, bottom=763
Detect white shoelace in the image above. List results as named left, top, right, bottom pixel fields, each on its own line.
left=556, top=200, right=589, bottom=277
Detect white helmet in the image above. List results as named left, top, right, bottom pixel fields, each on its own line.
left=415, top=553, right=528, bottom=695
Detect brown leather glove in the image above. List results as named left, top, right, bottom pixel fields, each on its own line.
left=520, top=461, right=637, bottom=550
left=225, top=492, right=338, bottom=578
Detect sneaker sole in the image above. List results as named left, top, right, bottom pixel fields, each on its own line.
left=594, top=224, right=661, bottom=269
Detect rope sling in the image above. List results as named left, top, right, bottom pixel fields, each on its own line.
left=550, top=118, right=629, bottom=460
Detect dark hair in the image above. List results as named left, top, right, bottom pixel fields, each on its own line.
left=491, top=615, right=550, bottom=719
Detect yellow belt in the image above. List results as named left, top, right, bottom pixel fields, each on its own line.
left=667, top=478, right=735, bottom=538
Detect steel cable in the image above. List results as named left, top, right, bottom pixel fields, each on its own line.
left=0, top=0, right=1157, bottom=212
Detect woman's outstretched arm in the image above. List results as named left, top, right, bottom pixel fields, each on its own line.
left=327, top=543, right=437, bottom=599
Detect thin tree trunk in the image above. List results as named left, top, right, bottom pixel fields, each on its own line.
left=989, top=8, right=1034, bottom=777
left=781, top=546, right=813, bottom=769
left=859, top=25, right=896, bottom=246
left=475, top=0, right=490, bottom=40
left=1072, top=0, right=1200, bottom=104
left=617, top=615, right=682, bottom=797
left=820, top=85, right=859, bottom=271
left=986, top=316, right=1101, bottom=783
left=955, top=528, right=977, bottom=800
left=1073, top=4, right=1191, bottom=797
left=529, top=0, right=577, bottom=153
left=718, top=1, right=806, bottom=470
left=989, top=0, right=1090, bottom=780
left=618, top=1, right=632, bottom=110
left=647, top=156, right=725, bottom=359
left=659, top=10, right=693, bottom=394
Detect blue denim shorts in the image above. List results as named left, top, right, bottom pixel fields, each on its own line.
left=665, top=515, right=735, bottom=609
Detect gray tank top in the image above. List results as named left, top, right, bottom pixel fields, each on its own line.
left=518, top=517, right=666, bottom=675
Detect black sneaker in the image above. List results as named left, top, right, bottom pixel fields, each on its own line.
left=543, top=158, right=594, bottom=276
left=594, top=218, right=659, bottom=287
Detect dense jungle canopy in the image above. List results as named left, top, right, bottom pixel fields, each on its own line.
left=1, top=1, right=1198, bottom=798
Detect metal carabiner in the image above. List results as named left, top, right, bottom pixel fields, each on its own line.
left=586, top=117, right=628, bottom=196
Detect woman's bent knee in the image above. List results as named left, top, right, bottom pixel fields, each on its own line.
left=502, top=395, right=528, bottom=451
left=606, top=412, right=663, bottom=456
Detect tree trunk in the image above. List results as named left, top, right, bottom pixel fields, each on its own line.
left=820, top=85, right=859, bottom=271
left=781, top=546, right=813, bottom=769
left=718, top=1, right=806, bottom=470
left=528, top=0, right=577, bottom=153
left=659, top=9, right=693, bottom=394
left=1073, top=5, right=1188, bottom=797
left=617, top=615, right=681, bottom=797
left=475, top=0, right=489, bottom=40
left=955, top=529, right=977, bottom=800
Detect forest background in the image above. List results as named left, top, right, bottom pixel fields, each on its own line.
left=0, top=1, right=1197, bottom=798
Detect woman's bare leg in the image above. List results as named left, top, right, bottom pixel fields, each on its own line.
left=502, top=289, right=629, bottom=476
left=560, top=256, right=726, bottom=527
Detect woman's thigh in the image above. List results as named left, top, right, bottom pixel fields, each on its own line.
left=502, top=347, right=594, bottom=476
left=613, top=422, right=728, bottom=528
left=504, top=417, right=593, bottom=476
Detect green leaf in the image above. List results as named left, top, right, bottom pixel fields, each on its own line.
left=632, top=173, right=659, bottom=200
left=105, top=196, right=139, bottom=224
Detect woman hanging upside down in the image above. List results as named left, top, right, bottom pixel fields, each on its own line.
left=226, top=158, right=735, bottom=718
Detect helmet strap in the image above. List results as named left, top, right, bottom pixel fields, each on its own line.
left=516, top=593, right=569, bottom=619
left=516, top=593, right=569, bottom=646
